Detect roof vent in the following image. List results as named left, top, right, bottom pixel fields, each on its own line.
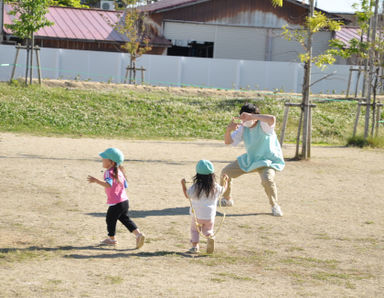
left=100, top=1, right=115, bottom=10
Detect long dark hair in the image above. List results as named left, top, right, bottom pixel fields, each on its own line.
left=111, top=161, right=127, bottom=185
left=193, top=173, right=216, bottom=198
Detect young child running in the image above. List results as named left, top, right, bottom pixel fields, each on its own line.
left=181, top=160, right=228, bottom=254
left=87, top=148, right=145, bottom=248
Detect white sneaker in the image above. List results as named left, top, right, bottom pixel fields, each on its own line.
left=219, top=198, right=234, bottom=207
left=272, top=205, right=283, bottom=217
left=187, top=246, right=200, bottom=254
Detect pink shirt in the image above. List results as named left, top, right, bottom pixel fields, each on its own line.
left=104, top=168, right=128, bottom=205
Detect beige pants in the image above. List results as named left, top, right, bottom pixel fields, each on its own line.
left=220, top=160, right=279, bottom=207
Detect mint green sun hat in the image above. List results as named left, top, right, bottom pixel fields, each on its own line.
left=99, top=148, right=124, bottom=166
left=196, top=160, right=214, bottom=175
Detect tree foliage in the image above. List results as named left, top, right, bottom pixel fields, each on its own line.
left=282, top=11, right=342, bottom=69
left=48, top=0, right=87, bottom=7
left=5, top=0, right=54, bottom=39
left=329, top=0, right=383, bottom=69
left=271, top=0, right=283, bottom=7
left=113, top=0, right=151, bottom=58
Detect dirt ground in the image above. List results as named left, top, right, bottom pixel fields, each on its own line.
left=0, top=132, right=383, bottom=297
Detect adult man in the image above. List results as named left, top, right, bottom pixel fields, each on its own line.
left=220, top=103, right=285, bottom=216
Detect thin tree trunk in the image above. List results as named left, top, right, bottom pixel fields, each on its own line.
left=132, top=57, right=136, bottom=84
left=301, top=0, right=314, bottom=160
left=25, top=38, right=30, bottom=85
left=29, top=33, right=34, bottom=85
left=365, top=0, right=380, bottom=138
left=129, top=58, right=133, bottom=84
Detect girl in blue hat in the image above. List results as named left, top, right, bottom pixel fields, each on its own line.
left=87, top=148, right=145, bottom=248
left=181, top=160, right=228, bottom=254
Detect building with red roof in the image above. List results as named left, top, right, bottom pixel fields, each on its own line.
left=1, top=4, right=170, bottom=53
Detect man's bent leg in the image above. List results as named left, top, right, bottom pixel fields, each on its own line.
left=258, top=167, right=279, bottom=207
left=220, top=160, right=246, bottom=200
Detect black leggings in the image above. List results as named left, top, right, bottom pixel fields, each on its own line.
left=106, top=200, right=137, bottom=236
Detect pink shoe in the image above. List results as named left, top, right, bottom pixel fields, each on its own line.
left=136, top=233, right=145, bottom=249
left=99, top=238, right=117, bottom=246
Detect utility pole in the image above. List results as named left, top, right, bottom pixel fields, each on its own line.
left=301, top=0, right=314, bottom=159
left=364, top=0, right=380, bottom=138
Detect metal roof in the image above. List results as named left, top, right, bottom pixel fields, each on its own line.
left=335, top=27, right=364, bottom=47
left=141, top=0, right=209, bottom=12
left=3, top=4, right=170, bottom=46
left=142, top=0, right=328, bottom=13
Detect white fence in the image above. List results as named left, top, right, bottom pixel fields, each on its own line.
left=0, top=44, right=361, bottom=94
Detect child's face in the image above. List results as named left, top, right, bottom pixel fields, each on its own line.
left=102, top=158, right=114, bottom=169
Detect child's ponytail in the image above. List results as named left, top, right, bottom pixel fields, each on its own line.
left=112, top=164, right=120, bottom=184
left=111, top=163, right=127, bottom=185
left=119, top=165, right=128, bottom=181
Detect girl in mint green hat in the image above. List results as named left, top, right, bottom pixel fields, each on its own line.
left=181, top=160, right=228, bottom=254
left=87, top=148, right=145, bottom=248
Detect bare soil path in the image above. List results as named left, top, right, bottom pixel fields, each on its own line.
left=0, top=133, right=383, bottom=297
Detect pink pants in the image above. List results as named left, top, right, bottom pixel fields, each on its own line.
left=190, top=217, right=214, bottom=243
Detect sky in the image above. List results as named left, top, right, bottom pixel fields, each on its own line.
left=314, top=0, right=358, bottom=13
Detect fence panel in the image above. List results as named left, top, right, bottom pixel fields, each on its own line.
left=0, top=44, right=363, bottom=94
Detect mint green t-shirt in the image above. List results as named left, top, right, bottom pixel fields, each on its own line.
left=237, top=122, right=285, bottom=172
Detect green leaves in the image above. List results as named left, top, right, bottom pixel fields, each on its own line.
left=282, top=11, right=342, bottom=69
left=5, top=0, right=53, bottom=39
left=271, top=0, right=283, bottom=7
left=48, top=0, right=88, bottom=8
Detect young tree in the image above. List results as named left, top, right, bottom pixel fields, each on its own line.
left=5, top=0, right=53, bottom=85
left=330, top=0, right=384, bottom=138
left=111, top=0, right=151, bottom=84
left=282, top=1, right=342, bottom=159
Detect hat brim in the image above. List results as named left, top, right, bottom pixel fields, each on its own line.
left=99, top=152, right=109, bottom=159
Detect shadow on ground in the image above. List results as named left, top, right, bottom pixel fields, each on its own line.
left=0, top=246, right=206, bottom=259
left=86, top=208, right=273, bottom=218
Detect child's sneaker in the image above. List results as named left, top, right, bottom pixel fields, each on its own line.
left=272, top=205, right=283, bottom=217
left=99, top=238, right=117, bottom=246
left=187, top=246, right=200, bottom=254
left=219, top=198, right=234, bottom=207
left=136, top=233, right=145, bottom=249
left=206, top=238, right=215, bottom=254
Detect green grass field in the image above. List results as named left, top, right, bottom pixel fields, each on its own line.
left=0, top=81, right=382, bottom=145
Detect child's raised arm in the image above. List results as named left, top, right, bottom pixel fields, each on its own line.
left=87, top=175, right=111, bottom=189
left=181, top=178, right=189, bottom=199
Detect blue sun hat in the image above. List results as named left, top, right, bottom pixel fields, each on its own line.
left=99, top=148, right=124, bottom=166
left=196, top=160, right=214, bottom=175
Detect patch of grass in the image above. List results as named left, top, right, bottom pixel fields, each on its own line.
left=286, top=246, right=305, bottom=252
left=312, top=271, right=350, bottom=281
left=105, top=275, right=123, bottom=285
left=347, top=135, right=384, bottom=148
left=47, top=279, right=63, bottom=285
left=314, top=233, right=331, bottom=240
left=354, top=237, right=378, bottom=245
left=198, top=250, right=269, bottom=267
left=237, top=224, right=252, bottom=229
left=0, top=83, right=370, bottom=145
left=217, top=272, right=253, bottom=281
left=281, top=256, right=339, bottom=270
left=211, top=277, right=225, bottom=283
left=364, top=221, right=374, bottom=225
left=0, top=248, right=52, bottom=264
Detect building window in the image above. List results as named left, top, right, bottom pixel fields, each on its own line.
left=167, top=41, right=214, bottom=58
